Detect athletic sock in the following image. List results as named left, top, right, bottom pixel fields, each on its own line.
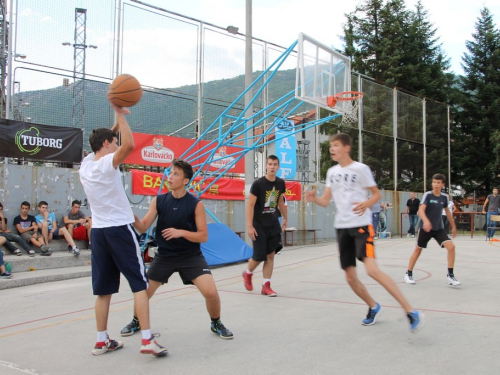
left=245, top=269, right=253, bottom=275
left=407, top=270, right=413, bottom=276
left=211, top=317, right=220, bottom=323
left=97, top=330, right=108, bottom=342
left=263, top=278, right=271, bottom=285
left=141, top=329, right=152, bottom=340
left=448, top=268, right=454, bottom=276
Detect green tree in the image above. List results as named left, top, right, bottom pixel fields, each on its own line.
left=318, top=0, right=455, bottom=189
left=454, top=7, right=500, bottom=193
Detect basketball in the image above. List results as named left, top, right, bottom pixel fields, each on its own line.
left=108, top=74, right=143, bottom=107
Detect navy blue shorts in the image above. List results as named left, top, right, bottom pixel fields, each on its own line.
left=90, top=224, right=148, bottom=295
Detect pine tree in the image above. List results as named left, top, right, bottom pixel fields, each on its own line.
left=455, top=7, right=500, bottom=192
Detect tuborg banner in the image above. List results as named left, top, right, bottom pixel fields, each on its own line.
left=0, top=119, right=83, bottom=163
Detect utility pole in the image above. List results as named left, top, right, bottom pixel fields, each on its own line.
left=244, top=0, right=254, bottom=244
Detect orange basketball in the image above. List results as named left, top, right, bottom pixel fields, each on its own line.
left=108, top=74, right=143, bottom=107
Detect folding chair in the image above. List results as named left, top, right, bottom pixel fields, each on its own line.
left=486, top=215, right=500, bottom=240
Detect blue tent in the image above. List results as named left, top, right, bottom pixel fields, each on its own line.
left=201, top=223, right=252, bottom=266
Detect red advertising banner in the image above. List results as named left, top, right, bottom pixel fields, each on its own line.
left=124, top=132, right=245, bottom=173
left=131, top=169, right=302, bottom=201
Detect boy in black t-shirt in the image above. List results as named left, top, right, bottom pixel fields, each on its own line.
left=121, top=159, right=233, bottom=340
left=242, top=155, right=287, bottom=297
left=14, top=201, right=47, bottom=252
left=404, top=173, right=460, bottom=286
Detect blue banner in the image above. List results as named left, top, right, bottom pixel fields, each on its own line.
left=275, top=119, right=297, bottom=179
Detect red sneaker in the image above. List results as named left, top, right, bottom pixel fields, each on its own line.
left=242, top=271, right=253, bottom=291
left=261, top=281, right=277, bottom=297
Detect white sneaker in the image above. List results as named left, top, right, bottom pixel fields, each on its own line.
left=140, top=334, right=168, bottom=357
left=404, top=272, right=416, bottom=284
left=373, top=236, right=378, bottom=240
left=407, top=233, right=411, bottom=238
left=446, top=274, right=461, bottom=286
left=72, top=246, right=80, bottom=256
left=411, top=235, right=415, bottom=238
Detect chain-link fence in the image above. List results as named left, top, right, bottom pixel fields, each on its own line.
left=5, top=0, right=450, bottom=190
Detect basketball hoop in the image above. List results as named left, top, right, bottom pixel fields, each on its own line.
left=327, top=91, right=364, bottom=124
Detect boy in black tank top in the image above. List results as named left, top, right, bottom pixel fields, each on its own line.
left=121, top=159, right=233, bottom=340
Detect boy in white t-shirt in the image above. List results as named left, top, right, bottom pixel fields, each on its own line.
left=79, top=98, right=167, bottom=357
left=305, top=133, right=424, bottom=333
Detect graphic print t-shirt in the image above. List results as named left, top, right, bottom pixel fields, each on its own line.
left=326, top=161, right=377, bottom=229
left=419, top=191, right=448, bottom=231
left=13, top=215, right=36, bottom=233
left=250, top=176, right=286, bottom=227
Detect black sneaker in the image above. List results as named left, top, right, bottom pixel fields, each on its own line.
left=120, top=318, right=140, bottom=337
left=210, top=320, right=233, bottom=340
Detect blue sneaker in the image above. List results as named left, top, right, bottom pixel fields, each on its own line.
left=361, top=302, right=381, bottom=325
left=407, top=310, right=425, bottom=333
left=210, top=319, right=233, bottom=339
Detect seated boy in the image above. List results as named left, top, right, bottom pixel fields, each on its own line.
left=0, top=202, right=35, bottom=256
left=64, top=200, right=92, bottom=249
left=0, top=241, right=13, bottom=279
left=35, top=201, right=80, bottom=256
left=14, top=201, right=50, bottom=255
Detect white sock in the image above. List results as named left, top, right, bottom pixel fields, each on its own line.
left=141, top=329, right=152, bottom=340
left=262, top=278, right=271, bottom=285
left=97, top=331, right=108, bottom=342
left=245, top=269, right=253, bottom=275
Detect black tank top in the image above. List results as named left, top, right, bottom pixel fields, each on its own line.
left=155, top=192, right=201, bottom=257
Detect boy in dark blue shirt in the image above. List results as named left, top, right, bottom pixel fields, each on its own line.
left=404, top=173, right=460, bottom=286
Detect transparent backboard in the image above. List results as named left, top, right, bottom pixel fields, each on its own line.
left=296, top=33, right=352, bottom=114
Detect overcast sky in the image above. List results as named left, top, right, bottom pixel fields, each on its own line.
left=142, top=0, right=500, bottom=76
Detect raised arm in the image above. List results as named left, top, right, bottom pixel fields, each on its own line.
left=110, top=101, right=134, bottom=169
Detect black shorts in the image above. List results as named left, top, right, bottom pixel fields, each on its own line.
left=252, top=223, right=283, bottom=262
left=91, top=224, right=148, bottom=296
left=147, top=252, right=212, bottom=285
left=416, top=228, right=451, bottom=249
left=336, top=225, right=376, bottom=269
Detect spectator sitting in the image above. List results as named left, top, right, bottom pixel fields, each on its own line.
left=0, top=202, right=36, bottom=256
left=35, top=201, right=80, bottom=256
left=0, top=240, right=13, bottom=279
left=64, top=200, right=92, bottom=249
left=14, top=201, right=51, bottom=256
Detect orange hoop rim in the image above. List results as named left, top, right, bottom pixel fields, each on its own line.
left=332, top=91, right=364, bottom=101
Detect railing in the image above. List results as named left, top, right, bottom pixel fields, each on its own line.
left=400, top=212, right=486, bottom=238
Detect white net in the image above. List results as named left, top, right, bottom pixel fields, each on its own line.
left=332, top=92, right=363, bottom=124
left=340, top=99, right=361, bottom=124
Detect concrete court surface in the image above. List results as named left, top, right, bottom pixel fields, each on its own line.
left=0, top=236, right=499, bottom=375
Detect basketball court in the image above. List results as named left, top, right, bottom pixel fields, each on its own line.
left=0, top=236, right=499, bottom=374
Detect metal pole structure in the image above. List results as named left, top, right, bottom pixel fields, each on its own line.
left=422, top=98, right=427, bottom=191
left=244, top=0, right=254, bottom=244
left=393, top=87, right=398, bottom=191
left=72, top=8, right=87, bottom=131
left=358, top=75, right=363, bottom=162
left=5, top=0, right=12, bottom=120
left=447, top=105, right=451, bottom=191
left=196, top=23, right=204, bottom=140
left=0, top=0, right=7, bottom=118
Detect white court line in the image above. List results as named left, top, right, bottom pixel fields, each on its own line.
left=0, top=360, right=42, bottom=374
